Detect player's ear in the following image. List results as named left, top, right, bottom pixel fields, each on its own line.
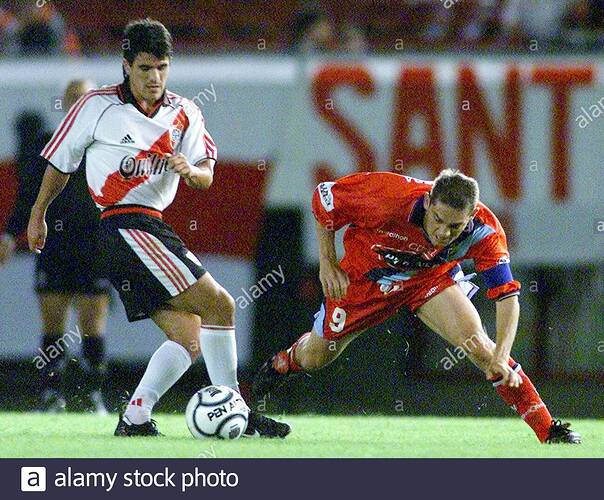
left=471, top=205, right=479, bottom=217
left=423, top=192, right=431, bottom=210
left=122, top=58, right=131, bottom=77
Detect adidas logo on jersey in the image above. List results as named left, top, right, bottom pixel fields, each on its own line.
left=120, top=134, right=135, bottom=144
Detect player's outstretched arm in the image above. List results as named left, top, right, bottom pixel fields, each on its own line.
left=316, top=220, right=349, bottom=300
left=486, top=295, right=522, bottom=387
left=166, top=154, right=214, bottom=189
left=27, top=165, right=70, bottom=254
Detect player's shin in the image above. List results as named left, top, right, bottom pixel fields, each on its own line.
left=123, top=340, right=192, bottom=425
left=82, top=335, right=108, bottom=413
left=490, top=358, right=553, bottom=443
left=39, top=332, right=68, bottom=405
left=82, top=336, right=106, bottom=387
left=199, top=326, right=239, bottom=392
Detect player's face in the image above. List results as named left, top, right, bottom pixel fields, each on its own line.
left=124, top=53, right=170, bottom=104
left=423, top=195, right=475, bottom=248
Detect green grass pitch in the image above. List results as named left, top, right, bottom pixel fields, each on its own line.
left=0, top=413, right=601, bottom=458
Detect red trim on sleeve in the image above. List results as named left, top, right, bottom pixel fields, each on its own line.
left=42, top=88, right=117, bottom=160
left=203, top=132, right=217, bottom=159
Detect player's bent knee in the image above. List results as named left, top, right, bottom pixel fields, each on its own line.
left=221, top=290, right=236, bottom=315
left=198, top=289, right=235, bottom=326
left=212, top=289, right=235, bottom=323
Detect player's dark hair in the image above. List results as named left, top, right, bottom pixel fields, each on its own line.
left=430, top=169, right=479, bottom=213
left=122, top=18, right=173, bottom=64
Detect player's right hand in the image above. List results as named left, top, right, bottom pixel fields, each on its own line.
left=486, top=357, right=523, bottom=388
left=319, top=260, right=350, bottom=300
left=0, top=234, right=16, bottom=267
left=27, top=214, right=47, bottom=254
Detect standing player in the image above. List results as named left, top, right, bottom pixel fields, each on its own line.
left=0, top=80, right=110, bottom=414
left=254, top=170, right=581, bottom=444
left=27, top=18, right=290, bottom=438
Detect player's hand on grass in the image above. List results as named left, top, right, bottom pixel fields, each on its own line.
left=319, top=259, right=349, bottom=300
left=27, top=212, right=47, bottom=254
left=0, top=234, right=16, bottom=266
left=486, top=356, right=522, bottom=388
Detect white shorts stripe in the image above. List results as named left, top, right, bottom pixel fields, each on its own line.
left=132, top=229, right=189, bottom=291
left=134, top=230, right=198, bottom=289
left=119, top=229, right=182, bottom=296
left=186, top=250, right=202, bottom=267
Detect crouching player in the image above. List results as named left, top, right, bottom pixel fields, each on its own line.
left=254, top=170, right=580, bottom=444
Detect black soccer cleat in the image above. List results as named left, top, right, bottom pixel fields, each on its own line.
left=243, top=411, right=291, bottom=438
left=545, top=420, right=581, bottom=444
left=113, top=393, right=162, bottom=437
left=114, top=417, right=162, bottom=437
left=252, top=351, right=299, bottom=400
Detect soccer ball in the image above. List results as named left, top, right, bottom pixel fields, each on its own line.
left=185, top=385, right=249, bottom=440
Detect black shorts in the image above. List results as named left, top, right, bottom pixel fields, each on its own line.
left=97, top=206, right=206, bottom=322
left=35, top=228, right=112, bottom=296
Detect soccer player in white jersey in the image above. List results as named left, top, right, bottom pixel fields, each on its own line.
left=27, top=18, right=290, bottom=438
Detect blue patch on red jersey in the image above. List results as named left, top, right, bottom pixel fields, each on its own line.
left=481, top=263, right=514, bottom=288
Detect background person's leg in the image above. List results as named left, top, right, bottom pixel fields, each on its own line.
left=416, top=285, right=554, bottom=442
left=76, top=293, right=110, bottom=414
left=37, top=292, right=73, bottom=411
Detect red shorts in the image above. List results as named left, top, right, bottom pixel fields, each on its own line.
left=312, top=272, right=457, bottom=340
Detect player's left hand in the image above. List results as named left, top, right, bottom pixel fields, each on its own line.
left=166, top=153, right=196, bottom=179
left=485, top=356, right=522, bottom=388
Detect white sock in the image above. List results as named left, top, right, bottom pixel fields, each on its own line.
left=123, top=340, right=191, bottom=425
left=199, top=325, right=239, bottom=392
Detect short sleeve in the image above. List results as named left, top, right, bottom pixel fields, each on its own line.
left=311, top=172, right=413, bottom=231
left=179, top=101, right=217, bottom=166
left=40, top=92, right=101, bottom=173
left=466, top=217, right=521, bottom=300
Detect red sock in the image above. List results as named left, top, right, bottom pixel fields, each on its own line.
left=490, top=358, right=553, bottom=442
left=272, top=332, right=311, bottom=374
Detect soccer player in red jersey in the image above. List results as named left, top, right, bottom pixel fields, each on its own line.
left=26, top=18, right=289, bottom=438
left=254, top=170, right=580, bottom=443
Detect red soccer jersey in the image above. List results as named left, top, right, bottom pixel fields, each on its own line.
left=311, top=172, right=520, bottom=300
